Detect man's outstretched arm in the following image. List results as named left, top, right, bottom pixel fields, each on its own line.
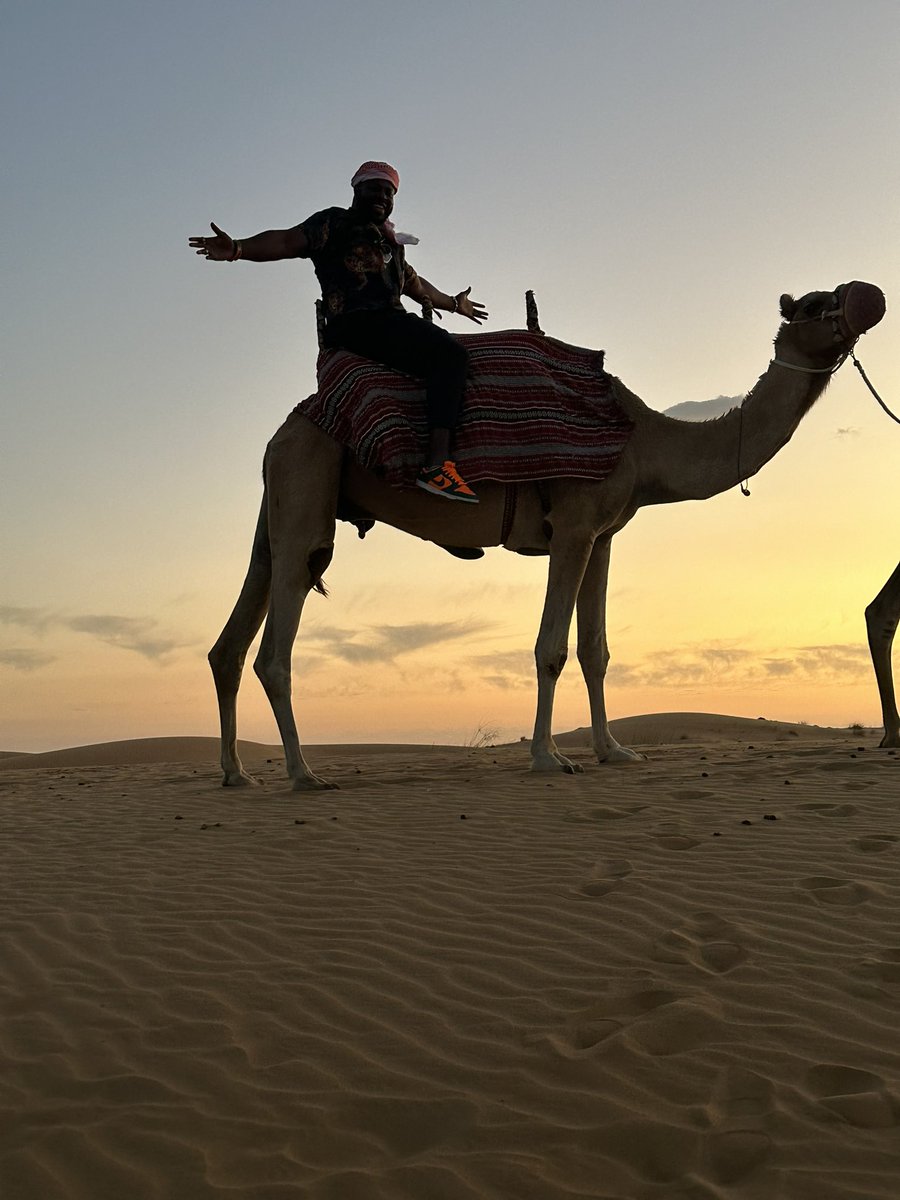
left=189, top=221, right=309, bottom=262
left=407, top=274, right=488, bottom=324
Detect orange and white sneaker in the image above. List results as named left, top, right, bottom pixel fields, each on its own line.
left=416, top=460, right=479, bottom=504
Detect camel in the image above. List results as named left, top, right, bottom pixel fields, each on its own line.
left=866, top=561, right=900, bottom=747
left=208, top=280, right=885, bottom=789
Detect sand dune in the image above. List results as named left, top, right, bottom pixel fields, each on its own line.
left=0, top=737, right=458, bottom=771
left=1, top=714, right=898, bottom=1198
left=556, top=711, right=854, bottom=748
left=0, top=712, right=857, bottom=770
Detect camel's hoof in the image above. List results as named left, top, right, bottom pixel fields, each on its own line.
left=291, top=775, right=339, bottom=792
left=599, top=746, right=645, bottom=764
left=222, top=770, right=259, bottom=787
left=530, top=753, right=584, bottom=775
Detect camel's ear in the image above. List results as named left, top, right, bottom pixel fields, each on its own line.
left=779, top=294, right=797, bottom=320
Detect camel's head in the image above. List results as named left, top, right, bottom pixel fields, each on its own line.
left=776, top=281, right=885, bottom=368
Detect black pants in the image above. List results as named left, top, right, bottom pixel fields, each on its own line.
left=325, top=309, right=469, bottom=432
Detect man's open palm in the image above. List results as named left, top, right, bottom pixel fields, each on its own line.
left=189, top=222, right=235, bottom=261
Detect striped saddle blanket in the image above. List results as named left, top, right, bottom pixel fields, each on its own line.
left=295, top=329, right=634, bottom=489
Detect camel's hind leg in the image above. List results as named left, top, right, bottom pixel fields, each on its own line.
left=530, top=531, right=595, bottom=774
left=866, top=561, right=900, bottom=748
left=253, top=422, right=342, bottom=790
left=208, top=496, right=272, bottom=786
left=575, top=536, right=643, bottom=764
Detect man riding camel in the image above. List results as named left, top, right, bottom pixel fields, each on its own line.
left=189, top=161, right=488, bottom=503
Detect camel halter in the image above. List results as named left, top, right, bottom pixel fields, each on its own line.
left=738, top=298, right=897, bottom=496
left=771, top=295, right=855, bottom=375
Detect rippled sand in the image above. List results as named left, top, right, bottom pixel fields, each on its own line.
left=1, top=717, right=898, bottom=1199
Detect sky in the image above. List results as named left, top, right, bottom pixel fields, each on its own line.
left=2, top=0, right=899, bottom=753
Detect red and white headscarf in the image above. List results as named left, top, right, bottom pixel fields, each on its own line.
left=350, top=160, right=418, bottom=245
left=351, top=161, right=400, bottom=192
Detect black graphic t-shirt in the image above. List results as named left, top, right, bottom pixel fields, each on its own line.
left=298, top=207, right=419, bottom=318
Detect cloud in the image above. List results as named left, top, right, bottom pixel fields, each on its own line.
left=469, top=648, right=534, bottom=691
left=304, top=619, right=494, bottom=665
left=789, top=644, right=871, bottom=675
left=761, top=644, right=870, bottom=680
left=65, top=614, right=192, bottom=662
left=609, top=644, right=755, bottom=688
left=0, top=605, right=56, bottom=633
left=469, top=641, right=823, bottom=694
left=663, top=395, right=743, bottom=422
left=0, top=648, right=57, bottom=671
left=608, top=640, right=871, bottom=689
left=762, top=658, right=795, bottom=677
left=0, top=604, right=191, bottom=663
left=65, top=614, right=189, bottom=660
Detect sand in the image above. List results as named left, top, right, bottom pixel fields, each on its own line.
left=1, top=714, right=898, bottom=1199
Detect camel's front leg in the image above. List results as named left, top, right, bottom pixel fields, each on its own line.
left=530, top=536, right=595, bottom=774
left=252, top=426, right=342, bottom=790
left=575, top=536, right=643, bottom=764
left=866, top=561, right=900, bottom=748
left=254, top=548, right=337, bottom=790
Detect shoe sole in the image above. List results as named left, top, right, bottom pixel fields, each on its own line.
left=415, top=479, right=480, bottom=503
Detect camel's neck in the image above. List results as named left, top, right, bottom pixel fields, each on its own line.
left=625, top=355, right=837, bottom=505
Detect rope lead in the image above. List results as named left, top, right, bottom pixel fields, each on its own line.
left=851, top=351, right=900, bottom=425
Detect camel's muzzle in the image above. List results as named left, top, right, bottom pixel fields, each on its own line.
left=838, top=281, right=886, bottom=338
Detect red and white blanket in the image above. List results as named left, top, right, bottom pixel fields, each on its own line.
left=295, top=329, right=634, bottom=489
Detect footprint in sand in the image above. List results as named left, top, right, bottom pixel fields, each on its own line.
left=577, top=856, right=633, bottom=897
left=857, top=948, right=900, bottom=986
left=854, top=834, right=899, bottom=854
left=559, top=987, right=723, bottom=1057
left=805, top=1064, right=898, bottom=1128
left=651, top=818, right=701, bottom=851
left=797, top=876, right=869, bottom=906
left=622, top=993, right=723, bottom=1056
left=656, top=834, right=702, bottom=850
left=564, top=804, right=646, bottom=824
left=797, top=802, right=859, bottom=817
left=704, top=1067, right=774, bottom=1185
left=653, top=911, right=748, bottom=973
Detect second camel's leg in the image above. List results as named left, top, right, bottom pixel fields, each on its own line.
left=866, top=561, right=900, bottom=748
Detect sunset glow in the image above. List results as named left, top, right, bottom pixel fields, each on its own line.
left=3, top=1, right=898, bottom=752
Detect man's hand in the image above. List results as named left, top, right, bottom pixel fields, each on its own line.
left=189, top=222, right=238, bottom=261
left=456, top=287, right=488, bottom=325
